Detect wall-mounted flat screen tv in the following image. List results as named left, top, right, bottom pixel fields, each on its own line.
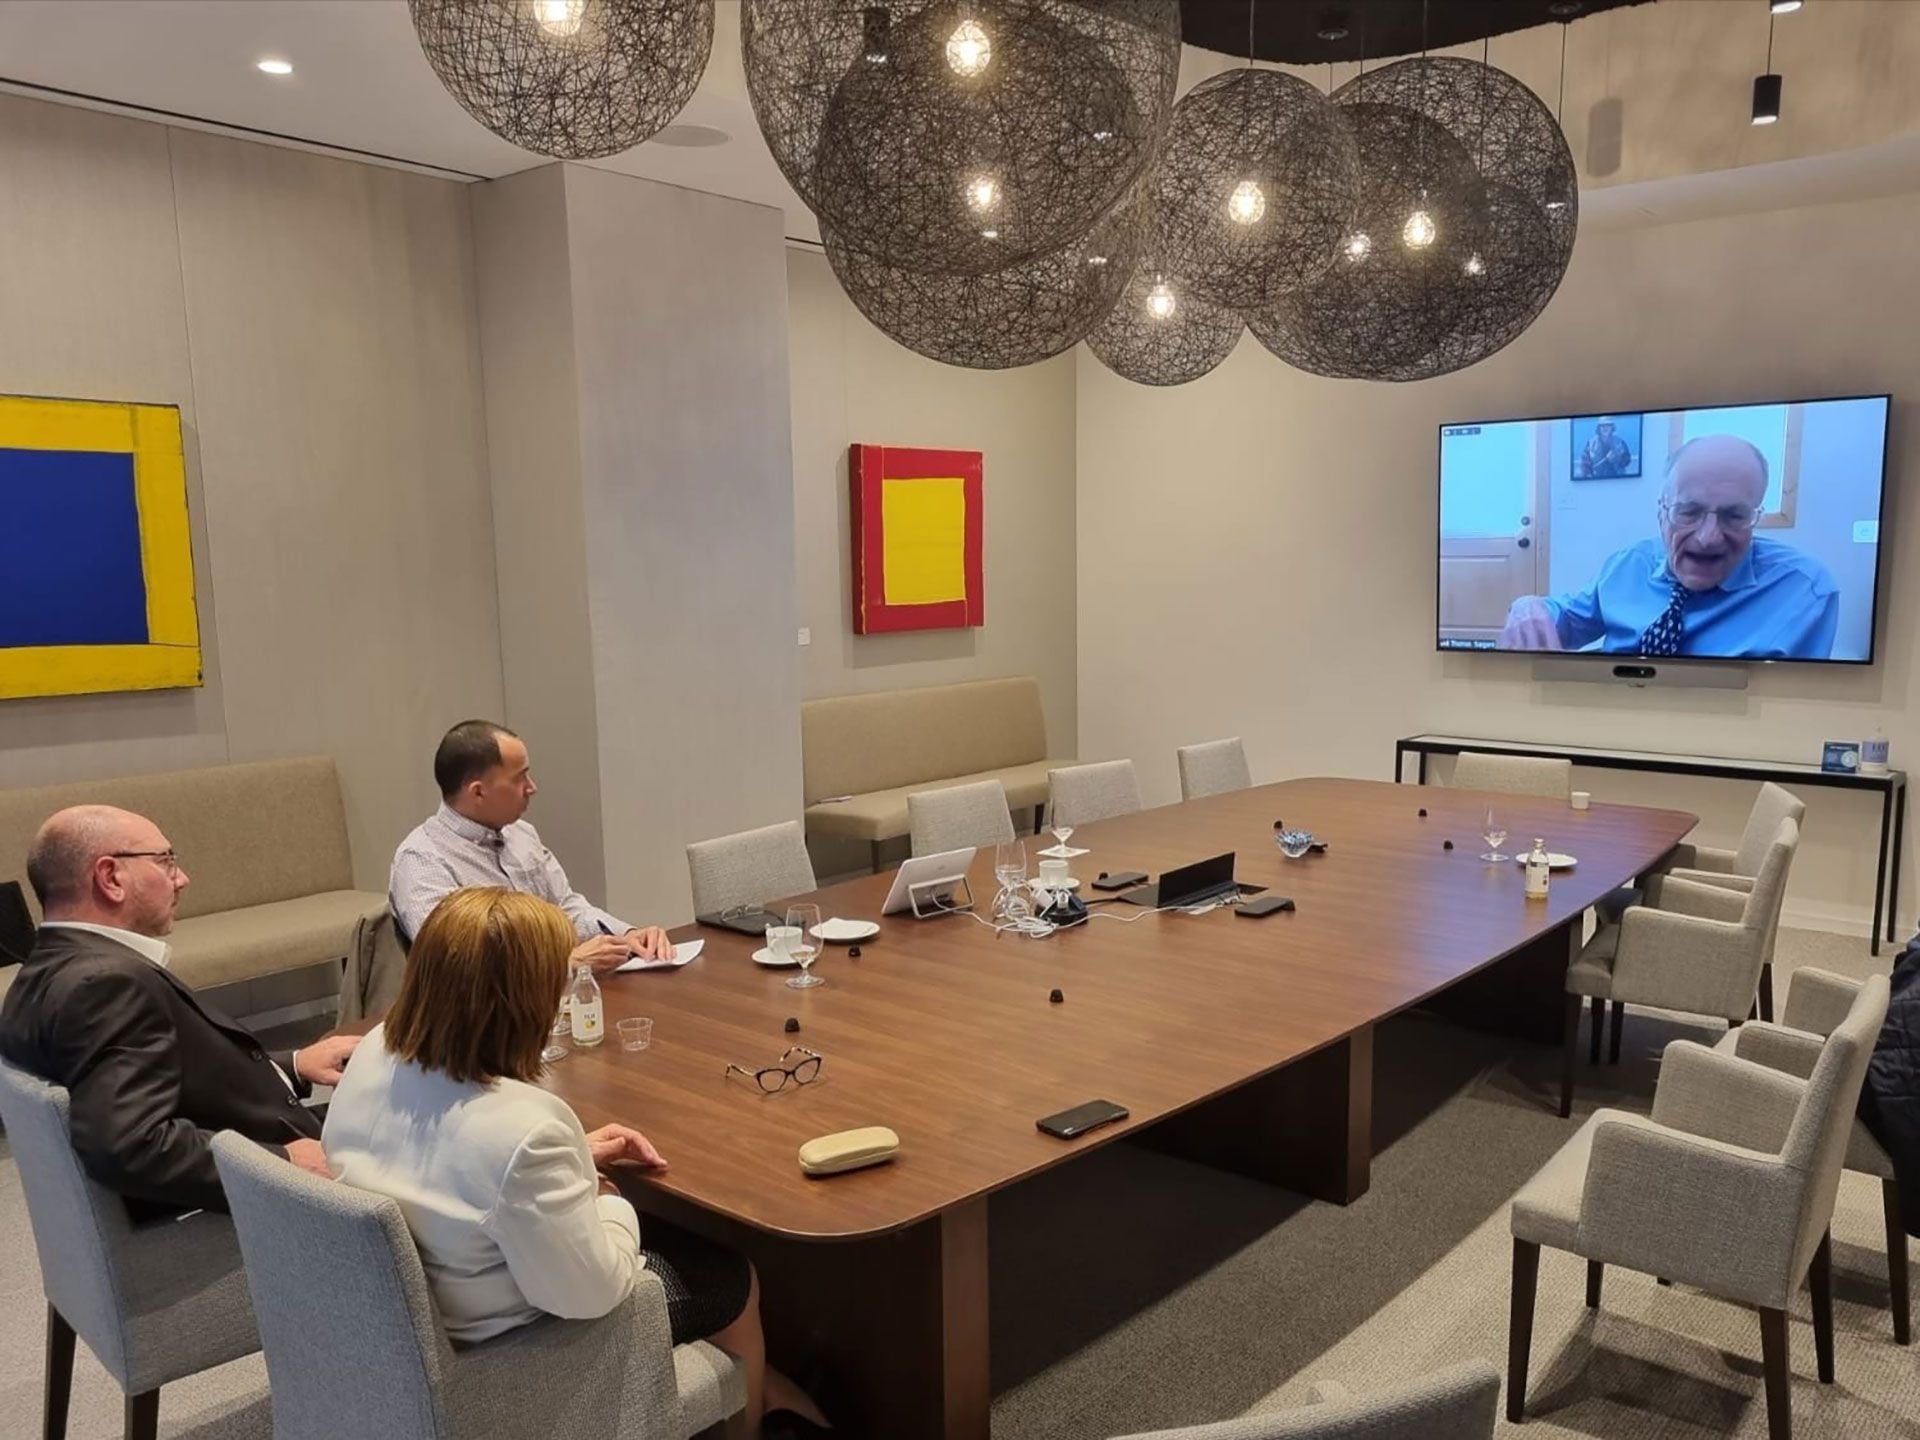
left=1436, top=394, right=1890, bottom=664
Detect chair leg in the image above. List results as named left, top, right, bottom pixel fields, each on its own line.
left=1758, top=962, right=1775, bottom=1023
left=43, top=1304, right=74, bottom=1440
left=1759, top=1307, right=1792, bottom=1440
left=1608, top=1000, right=1625, bottom=1064
left=1810, top=1230, right=1835, bottom=1384
left=1588, top=996, right=1604, bottom=1064
left=1559, top=993, right=1581, bottom=1118
left=1033, top=805, right=1045, bottom=834
left=1508, top=1239, right=1541, bottom=1422
left=124, top=1391, right=158, bottom=1440
left=869, top=840, right=882, bottom=875
left=1886, top=1178, right=1911, bottom=1346
left=1586, top=1258, right=1604, bottom=1310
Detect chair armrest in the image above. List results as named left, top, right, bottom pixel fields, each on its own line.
left=1730, top=1022, right=1825, bottom=1081
left=1612, top=907, right=1762, bottom=1020
left=1578, top=1115, right=1801, bottom=1307
left=1649, top=875, right=1751, bottom=923
left=1674, top=844, right=1738, bottom=875
left=1780, top=967, right=1863, bottom=1038
left=447, top=1270, right=684, bottom=1437
left=1652, top=1040, right=1806, bottom=1151
left=1668, top=868, right=1757, bottom=894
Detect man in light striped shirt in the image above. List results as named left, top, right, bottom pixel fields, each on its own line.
left=388, top=720, right=673, bottom=970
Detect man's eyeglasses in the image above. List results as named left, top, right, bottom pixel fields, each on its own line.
left=726, top=1046, right=823, bottom=1093
left=1662, top=500, right=1763, bottom=533
left=111, top=850, right=182, bottom=877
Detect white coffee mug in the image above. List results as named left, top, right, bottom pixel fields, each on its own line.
left=1037, top=857, right=1070, bottom=885
left=1570, top=791, right=1591, bottom=811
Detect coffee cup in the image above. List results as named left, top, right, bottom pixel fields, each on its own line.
left=1570, top=791, right=1591, bottom=811
left=1037, top=857, right=1070, bottom=885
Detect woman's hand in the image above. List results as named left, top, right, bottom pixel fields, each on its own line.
left=586, top=1122, right=668, bottom=1171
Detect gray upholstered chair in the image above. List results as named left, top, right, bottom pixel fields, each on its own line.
left=1177, top=738, right=1253, bottom=802
left=685, top=820, right=817, bottom=918
left=210, top=1132, right=744, bottom=1440
left=1106, top=1360, right=1499, bottom=1439
left=1049, top=759, right=1143, bottom=828
left=1509, top=973, right=1890, bottom=1440
left=1559, top=817, right=1797, bottom=1118
left=1716, top=967, right=1910, bottom=1346
left=1450, top=752, right=1573, bottom=800
left=0, top=1058, right=260, bottom=1440
left=908, top=779, right=1015, bottom=857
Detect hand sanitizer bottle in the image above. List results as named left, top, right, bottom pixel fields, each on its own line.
left=568, top=962, right=605, bottom=1047
left=1525, top=839, right=1550, bottom=901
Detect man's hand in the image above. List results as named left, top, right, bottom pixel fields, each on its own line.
left=1499, top=597, right=1563, bottom=652
left=285, top=1137, right=333, bottom=1180
left=570, top=934, right=632, bottom=972
left=625, top=926, right=674, bottom=961
left=586, top=1122, right=668, bottom=1171
left=293, top=1033, right=361, bottom=1086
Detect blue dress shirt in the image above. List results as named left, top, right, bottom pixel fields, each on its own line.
left=1543, top=536, right=1839, bottom=660
left=389, top=803, right=632, bottom=943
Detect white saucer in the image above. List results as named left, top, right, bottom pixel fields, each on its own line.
left=1037, top=845, right=1090, bottom=859
left=1514, top=853, right=1578, bottom=870
left=811, top=918, right=879, bottom=943
left=1029, top=876, right=1081, bottom=891
left=751, top=946, right=801, bottom=968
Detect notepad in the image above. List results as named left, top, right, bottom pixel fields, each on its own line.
left=614, top=939, right=703, bottom=973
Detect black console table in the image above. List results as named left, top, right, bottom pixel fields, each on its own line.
left=1394, top=733, right=1909, bottom=956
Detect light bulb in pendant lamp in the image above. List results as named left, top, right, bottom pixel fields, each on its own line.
left=1769, top=0, right=1802, bottom=13
left=946, top=17, right=991, bottom=77
left=1145, top=279, right=1178, bottom=320
left=533, top=0, right=586, bottom=37
left=1343, top=231, right=1372, bottom=262
left=1402, top=207, right=1436, bottom=249
left=965, top=172, right=1000, bottom=215
left=1752, top=72, right=1782, bottom=125
left=1463, top=252, right=1486, bottom=277
left=1227, top=179, right=1267, bottom=226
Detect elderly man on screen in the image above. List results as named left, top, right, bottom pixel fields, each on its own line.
left=1499, top=434, right=1840, bottom=660
left=390, top=721, right=673, bottom=971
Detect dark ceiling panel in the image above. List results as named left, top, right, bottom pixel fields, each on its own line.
left=1180, top=0, right=1654, bottom=66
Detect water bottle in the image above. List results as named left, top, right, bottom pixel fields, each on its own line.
left=1524, top=838, right=1550, bottom=901
left=568, top=962, right=605, bottom=1047
left=1862, top=727, right=1890, bottom=776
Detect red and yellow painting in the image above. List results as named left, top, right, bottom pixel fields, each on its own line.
left=849, top=444, right=984, bottom=634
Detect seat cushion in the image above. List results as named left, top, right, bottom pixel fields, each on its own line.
left=1565, top=923, right=1620, bottom=1000
left=803, top=760, right=1063, bottom=844
left=168, top=890, right=388, bottom=990
left=672, top=1340, right=748, bottom=1435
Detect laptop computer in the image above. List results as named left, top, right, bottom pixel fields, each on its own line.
left=0, top=880, right=36, bottom=966
left=881, top=846, right=977, bottom=917
left=696, top=906, right=788, bottom=936
left=1121, top=853, right=1260, bottom=909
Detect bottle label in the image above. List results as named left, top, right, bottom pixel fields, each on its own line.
left=572, top=999, right=604, bottom=1043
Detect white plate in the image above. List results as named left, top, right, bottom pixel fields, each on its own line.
left=1514, top=853, right=1578, bottom=870
left=751, top=946, right=801, bottom=968
left=1037, top=845, right=1090, bottom=859
left=1029, top=876, right=1081, bottom=891
left=811, top=918, right=879, bottom=943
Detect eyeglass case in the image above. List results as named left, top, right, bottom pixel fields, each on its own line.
left=798, top=1126, right=900, bottom=1177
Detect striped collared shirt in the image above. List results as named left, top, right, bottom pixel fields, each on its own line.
left=388, top=803, right=631, bottom=943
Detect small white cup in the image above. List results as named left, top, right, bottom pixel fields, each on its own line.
left=1570, top=791, right=1591, bottom=811
left=1037, top=857, right=1070, bottom=885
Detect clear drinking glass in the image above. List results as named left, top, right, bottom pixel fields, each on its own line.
left=1481, top=808, right=1510, bottom=863
left=542, top=994, right=570, bottom=1065
left=994, top=839, right=1030, bottom=924
left=785, top=903, right=823, bottom=989
left=1045, top=799, right=1075, bottom=856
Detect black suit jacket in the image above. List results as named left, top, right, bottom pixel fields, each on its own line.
left=0, top=925, right=321, bottom=1218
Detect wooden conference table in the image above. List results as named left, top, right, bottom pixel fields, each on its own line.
left=548, top=778, right=1694, bottom=1439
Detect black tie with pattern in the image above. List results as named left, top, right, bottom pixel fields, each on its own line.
left=1638, top=580, right=1689, bottom=656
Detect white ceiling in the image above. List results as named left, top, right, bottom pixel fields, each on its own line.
left=2, top=0, right=1918, bottom=242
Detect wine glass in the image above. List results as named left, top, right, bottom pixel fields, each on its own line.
left=994, top=838, right=1029, bottom=922
left=1045, top=798, right=1075, bottom=857
left=785, top=903, right=823, bottom=990
left=1481, top=808, right=1510, bottom=863
left=542, top=992, right=570, bottom=1065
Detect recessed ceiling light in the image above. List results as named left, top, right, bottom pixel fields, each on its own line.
left=1770, top=0, right=1803, bottom=13
left=257, top=58, right=294, bottom=76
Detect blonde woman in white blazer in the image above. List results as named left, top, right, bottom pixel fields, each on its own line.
left=323, top=887, right=830, bottom=1438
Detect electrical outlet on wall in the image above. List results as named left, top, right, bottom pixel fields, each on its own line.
left=797, top=627, right=811, bottom=647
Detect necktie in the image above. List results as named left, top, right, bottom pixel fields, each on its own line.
left=1639, top=580, right=1689, bottom=656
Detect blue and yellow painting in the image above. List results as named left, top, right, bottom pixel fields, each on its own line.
left=0, top=394, right=201, bottom=699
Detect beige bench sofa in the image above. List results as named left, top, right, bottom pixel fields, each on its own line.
left=0, top=757, right=396, bottom=1015
left=801, top=677, right=1071, bottom=869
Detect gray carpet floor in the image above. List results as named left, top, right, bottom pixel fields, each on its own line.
left=1, top=929, right=1914, bottom=1439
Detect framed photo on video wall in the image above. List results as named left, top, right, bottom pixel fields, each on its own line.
left=1570, top=412, right=1643, bottom=480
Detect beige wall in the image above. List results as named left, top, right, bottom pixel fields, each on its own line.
left=1077, top=191, right=1918, bottom=937
left=0, top=94, right=503, bottom=889
left=787, top=248, right=1079, bottom=759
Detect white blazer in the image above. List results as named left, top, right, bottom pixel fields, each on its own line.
left=322, top=1024, right=642, bottom=1344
